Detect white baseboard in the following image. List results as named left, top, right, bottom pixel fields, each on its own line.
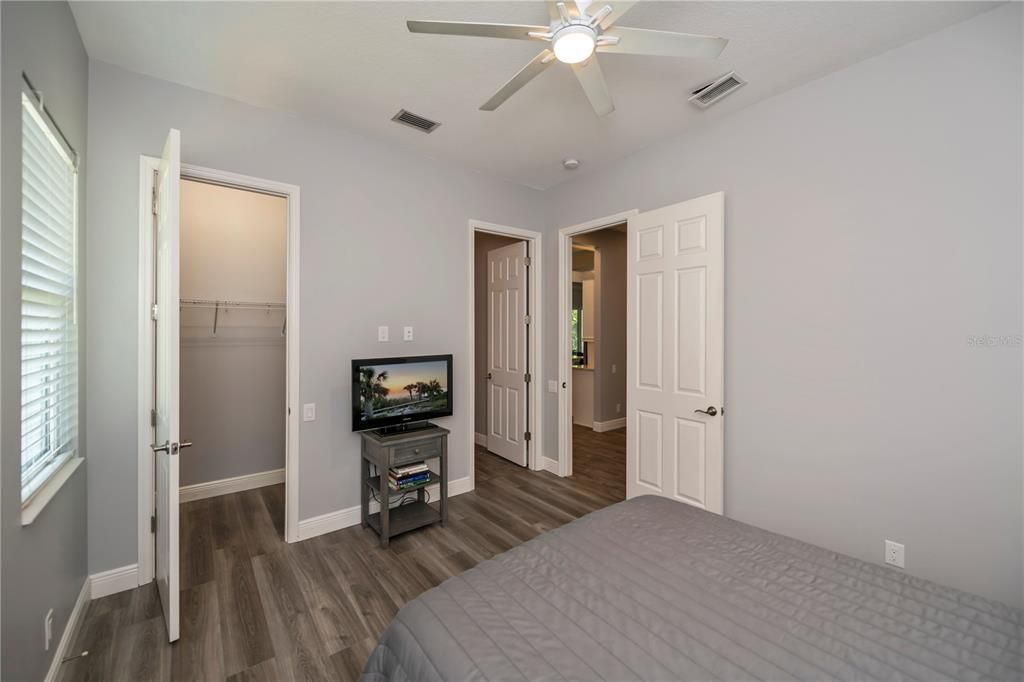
left=179, top=468, right=285, bottom=503
left=539, top=456, right=560, bottom=474
left=593, top=417, right=626, bottom=432
left=45, top=579, right=90, bottom=682
left=296, top=475, right=473, bottom=541
left=474, top=432, right=487, bottom=446
left=90, top=563, right=140, bottom=600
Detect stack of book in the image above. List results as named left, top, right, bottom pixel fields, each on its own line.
left=388, top=462, right=431, bottom=491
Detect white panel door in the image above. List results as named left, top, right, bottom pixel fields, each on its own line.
left=486, top=241, right=529, bottom=466
left=626, top=192, right=724, bottom=513
left=154, top=129, right=182, bottom=641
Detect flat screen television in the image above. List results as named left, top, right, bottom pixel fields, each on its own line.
left=352, top=354, right=453, bottom=432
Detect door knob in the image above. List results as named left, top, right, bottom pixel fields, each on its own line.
left=694, top=406, right=718, bottom=416
left=151, top=441, right=170, bottom=453
left=486, top=372, right=492, bottom=380
left=179, top=441, right=193, bottom=449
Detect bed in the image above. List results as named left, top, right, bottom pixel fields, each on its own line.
left=361, top=495, right=1022, bottom=681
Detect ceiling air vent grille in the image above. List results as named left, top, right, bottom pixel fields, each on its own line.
left=392, top=109, right=441, bottom=133
left=689, top=72, right=746, bottom=108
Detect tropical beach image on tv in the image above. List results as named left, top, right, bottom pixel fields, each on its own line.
left=353, top=356, right=452, bottom=430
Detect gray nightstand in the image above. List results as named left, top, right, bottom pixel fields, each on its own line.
left=359, top=424, right=448, bottom=547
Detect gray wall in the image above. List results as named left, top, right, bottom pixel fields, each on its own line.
left=180, top=341, right=285, bottom=487
left=543, top=5, right=1023, bottom=606
left=473, top=232, right=521, bottom=437
left=1, top=2, right=89, bottom=680
left=572, top=229, right=627, bottom=425
left=85, top=61, right=544, bottom=574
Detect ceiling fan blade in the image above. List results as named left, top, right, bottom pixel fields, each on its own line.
left=571, top=56, right=614, bottom=116
left=480, top=50, right=556, bottom=111
left=595, top=1, right=635, bottom=30
left=407, top=20, right=549, bottom=41
left=598, top=27, right=727, bottom=59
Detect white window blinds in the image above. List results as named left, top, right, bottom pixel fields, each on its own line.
left=21, top=91, right=79, bottom=503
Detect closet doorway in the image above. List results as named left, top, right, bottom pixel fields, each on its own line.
left=178, top=179, right=287, bottom=500
left=136, top=159, right=301, bottom=603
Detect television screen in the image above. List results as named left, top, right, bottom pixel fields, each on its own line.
left=352, top=354, right=453, bottom=431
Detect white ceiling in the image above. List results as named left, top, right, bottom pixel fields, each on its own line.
left=70, top=1, right=997, bottom=189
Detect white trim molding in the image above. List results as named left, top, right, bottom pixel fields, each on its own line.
left=44, top=580, right=90, bottom=682
left=90, top=564, right=140, bottom=600
left=296, top=476, right=473, bottom=541
left=539, top=456, right=560, bottom=474
left=557, top=209, right=639, bottom=478
left=21, top=457, right=83, bottom=526
left=179, top=469, right=285, bottom=503
left=593, top=417, right=627, bottom=433
left=138, top=157, right=302, bottom=586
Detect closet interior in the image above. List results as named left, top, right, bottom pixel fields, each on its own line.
left=178, top=178, right=287, bottom=526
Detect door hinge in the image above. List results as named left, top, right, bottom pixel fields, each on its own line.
left=524, top=314, right=531, bottom=325
left=524, top=256, right=532, bottom=267
left=524, top=372, right=531, bottom=384
left=151, top=186, right=158, bottom=216
left=524, top=430, right=532, bottom=442
left=150, top=514, right=157, bottom=533
left=150, top=408, right=158, bottom=427
left=150, top=303, right=158, bottom=321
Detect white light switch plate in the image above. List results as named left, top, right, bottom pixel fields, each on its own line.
left=403, top=326, right=414, bottom=341
left=302, top=403, right=316, bottom=422
left=377, top=326, right=389, bottom=342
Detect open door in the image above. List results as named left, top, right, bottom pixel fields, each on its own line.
left=626, top=192, right=724, bottom=513
left=486, top=241, right=529, bottom=466
left=153, top=129, right=182, bottom=641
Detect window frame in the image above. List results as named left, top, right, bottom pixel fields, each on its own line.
left=19, top=80, right=82, bottom=519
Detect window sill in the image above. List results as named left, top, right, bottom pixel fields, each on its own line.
left=21, top=457, right=83, bottom=526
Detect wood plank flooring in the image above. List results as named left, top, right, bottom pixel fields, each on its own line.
left=60, top=425, right=624, bottom=682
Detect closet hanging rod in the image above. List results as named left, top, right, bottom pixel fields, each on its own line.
left=180, top=298, right=286, bottom=310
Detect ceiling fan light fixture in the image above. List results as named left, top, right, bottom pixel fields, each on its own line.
left=552, top=25, right=596, bottom=64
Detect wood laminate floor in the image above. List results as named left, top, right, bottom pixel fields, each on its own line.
left=60, top=425, right=624, bottom=682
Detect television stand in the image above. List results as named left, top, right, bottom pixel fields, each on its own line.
left=359, top=423, right=448, bottom=547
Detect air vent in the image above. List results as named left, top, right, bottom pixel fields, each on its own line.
left=391, top=109, right=441, bottom=133
left=688, top=72, right=746, bottom=108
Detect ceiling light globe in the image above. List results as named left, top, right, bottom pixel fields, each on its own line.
left=552, top=26, right=596, bottom=64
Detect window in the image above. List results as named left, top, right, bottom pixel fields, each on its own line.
left=21, top=90, right=79, bottom=504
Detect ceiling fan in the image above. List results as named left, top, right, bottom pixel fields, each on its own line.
left=407, top=1, right=728, bottom=116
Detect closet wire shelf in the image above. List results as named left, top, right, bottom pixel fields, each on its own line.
left=180, top=298, right=287, bottom=335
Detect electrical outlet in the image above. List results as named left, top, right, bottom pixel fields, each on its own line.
left=611, top=364, right=617, bottom=374
left=403, top=326, right=414, bottom=341
left=302, top=403, right=316, bottom=422
left=44, top=608, right=53, bottom=651
left=884, top=540, right=905, bottom=569
left=547, top=380, right=559, bottom=393
left=616, top=403, right=621, bottom=414
left=377, top=326, right=389, bottom=342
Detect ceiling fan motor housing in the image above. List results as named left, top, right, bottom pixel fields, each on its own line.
left=551, top=24, right=598, bottom=64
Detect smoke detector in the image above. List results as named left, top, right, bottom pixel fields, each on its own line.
left=563, top=158, right=581, bottom=170
left=689, top=72, right=746, bottom=108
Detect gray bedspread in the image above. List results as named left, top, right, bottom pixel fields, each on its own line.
left=361, top=495, right=1023, bottom=681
